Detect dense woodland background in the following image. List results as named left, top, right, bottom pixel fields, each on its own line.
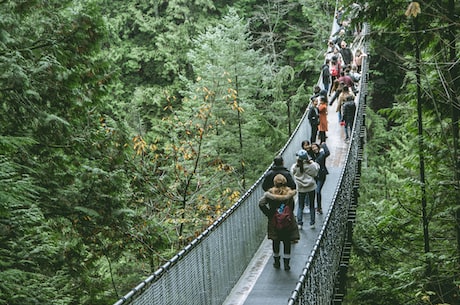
left=0, top=0, right=458, bottom=305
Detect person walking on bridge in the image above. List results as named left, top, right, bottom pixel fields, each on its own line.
left=336, top=85, right=355, bottom=125
left=259, top=174, right=299, bottom=270
left=291, top=150, right=320, bottom=229
left=341, top=96, right=357, bottom=142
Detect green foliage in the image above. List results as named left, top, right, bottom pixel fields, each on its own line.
left=0, top=143, right=75, bottom=304
left=343, top=5, right=459, bottom=301
left=248, top=0, right=336, bottom=104
left=184, top=8, right=275, bottom=182
left=347, top=6, right=460, bottom=303
left=0, top=0, right=136, bottom=304
left=348, top=104, right=459, bottom=304
left=1, top=0, right=345, bottom=303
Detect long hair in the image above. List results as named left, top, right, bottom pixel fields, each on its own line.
left=296, top=159, right=305, bottom=173
left=301, top=140, right=310, bottom=149
left=311, top=143, right=320, bottom=159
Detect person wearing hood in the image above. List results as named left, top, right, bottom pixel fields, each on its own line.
left=259, top=174, right=299, bottom=270
left=290, top=149, right=320, bottom=229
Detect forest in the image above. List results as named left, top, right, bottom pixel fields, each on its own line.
left=0, top=0, right=458, bottom=305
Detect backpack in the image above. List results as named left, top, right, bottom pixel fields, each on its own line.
left=272, top=203, right=293, bottom=230
left=330, top=63, right=340, bottom=77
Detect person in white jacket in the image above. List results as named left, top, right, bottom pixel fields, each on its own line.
left=291, top=149, right=320, bottom=229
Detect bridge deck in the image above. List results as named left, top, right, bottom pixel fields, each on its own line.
left=223, top=100, right=348, bottom=305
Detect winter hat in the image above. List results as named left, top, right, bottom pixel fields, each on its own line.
left=273, top=174, right=287, bottom=187
left=296, top=149, right=310, bottom=160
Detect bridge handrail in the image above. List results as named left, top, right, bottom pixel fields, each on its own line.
left=114, top=69, right=312, bottom=305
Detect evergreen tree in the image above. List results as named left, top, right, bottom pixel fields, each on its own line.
left=0, top=1, right=134, bottom=303
left=346, top=0, right=459, bottom=304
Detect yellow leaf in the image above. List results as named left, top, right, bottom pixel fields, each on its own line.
left=405, top=2, right=421, bottom=17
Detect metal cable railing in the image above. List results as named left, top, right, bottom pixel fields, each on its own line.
left=114, top=14, right=369, bottom=305
left=114, top=96, right=310, bottom=305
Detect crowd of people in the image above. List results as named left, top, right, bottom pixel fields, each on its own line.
left=258, top=144, right=330, bottom=271
left=257, top=3, right=365, bottom=271
left=320, top=8, right=366, bottom=143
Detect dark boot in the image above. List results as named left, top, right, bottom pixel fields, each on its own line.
left=283, top=258, right=291, bottom=271
left=273, top=256, right=280, bottom=269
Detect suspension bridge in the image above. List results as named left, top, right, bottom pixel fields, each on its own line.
left=114, top=12, right=369, bottom=305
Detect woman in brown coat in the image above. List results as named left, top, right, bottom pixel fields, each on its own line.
left=259, top=174, right=299, bottom=270
left=317, top=96, right=329, bottom=143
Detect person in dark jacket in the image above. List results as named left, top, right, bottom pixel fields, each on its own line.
left=262, top=156, right=296, bottom=191
left=307, top=98, right=319, bottom=144
left=321, top=59, right=331, bottom=93
left=341, top=97, right=356, bottom=142
left=310, top=142, right=330, bottom=214
left=309, top=85, right=321, bottom=102
left=259, top=174, right=299, bottom=270
left=339, top=40, right=353, bottom=66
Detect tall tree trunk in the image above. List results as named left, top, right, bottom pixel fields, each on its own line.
left=447, top=0, right=460, bottom=265
left=235, top=75, right=246, bottom=189
left=410, top=5, right=431, bottom=275
left=287, top=99, right=292, bottom=135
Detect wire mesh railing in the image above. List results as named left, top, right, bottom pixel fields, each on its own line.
left=114, top=98, right=310, bottom=305
left=114, top=15, right=369, bottom=305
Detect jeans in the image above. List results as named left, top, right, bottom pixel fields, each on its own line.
left=345, top=121, right=354, bottom=139
left=344, top=120, right=353, bottom=140
left=297, top=191, right=316, bottom=226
